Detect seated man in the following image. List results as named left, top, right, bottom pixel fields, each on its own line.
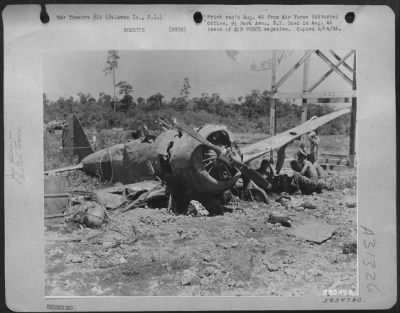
left=290, top=149, right=326, bottom=195
left=257, top=159, right=274, bottom=183
left=306, top=153, right=326, bottom=179
left=233, top=159, right=272, bottom=203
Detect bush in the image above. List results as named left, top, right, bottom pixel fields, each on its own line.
left=43, top=91, right=350, bottom=135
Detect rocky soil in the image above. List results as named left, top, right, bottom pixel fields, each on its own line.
left=45, top=169, right=357, bottom=297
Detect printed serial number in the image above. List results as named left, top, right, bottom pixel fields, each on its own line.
left=323, top=289, right=357, bottom=296
left=322, top=297, right=362, bottom=303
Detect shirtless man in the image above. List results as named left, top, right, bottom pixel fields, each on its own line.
left=307, top=153, right=326, bottom=179
left=290, top=149, right=326, bottom=194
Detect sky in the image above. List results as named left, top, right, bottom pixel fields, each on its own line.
left=44, top=50, right=354, bottom=103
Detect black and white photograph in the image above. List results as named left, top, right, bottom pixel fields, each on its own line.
left=4, top=4, right=396, bottom=311
left=43, top=49, right=358, bottom=297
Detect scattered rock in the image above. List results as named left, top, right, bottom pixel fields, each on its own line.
left=302, top=201, right=317, bottom=210
left=203, top=266, right=219, bottom=277
left=49, top=247, right=64, bottom=257
left=177, top=228, right=184, bottom=237
left=346, top=201, right=357, bottom=208
left=102, top=241, right=116, bottom=249
left=283, top=268, right=297, bottom=277
left=216, top=242, right=229, bottom=249
left=181, top=269, right=200, bottom=286
left=71, top=201, right=105, bottom=228
left=187, top=200, right=209, bottom=216
left=282, top=258, right=295, bottom=264
left=342, top=241, right=357, bottom=254
left=202, top=256, right=211, bottom=262
left=263, top=260, right=279, bottom=272
left=247, top=237, right=261, bottom=246
left=139, top=216, right=153, bottom=225
left=314, top=212, right=322, bottom=218
left=91, top=286, right=103, bottom=295
left=98, top=260, right=112, bottom=269
left=231, top=241, right=239, bottom=248
left=307, top=268, right=322, bottom=277
left=230, top=281, right=246, bottom=288
left=82, top=251, right=92, bottom=259
left=268, top=213, right=292, bottom=227
left=65, top=254, right=83, bottom=263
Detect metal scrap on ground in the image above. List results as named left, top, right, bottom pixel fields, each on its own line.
left=288, top=221, right=337, bottom=244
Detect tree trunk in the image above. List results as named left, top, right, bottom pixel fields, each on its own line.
left=112, top=67, right=116, bottom=112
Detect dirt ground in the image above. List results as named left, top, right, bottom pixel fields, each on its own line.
left=45, top=168, right=357, bottom=296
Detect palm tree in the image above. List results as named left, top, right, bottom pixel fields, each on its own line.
left=103, top=50, right=120, bottom=112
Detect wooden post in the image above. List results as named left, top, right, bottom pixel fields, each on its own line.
left=301, top=53, right=310, bottom=144
left=349, top=51, right=357, bottom=167
left=269, top=50, right=277, bottom=161
left=270, top=100, right=276, bottom=136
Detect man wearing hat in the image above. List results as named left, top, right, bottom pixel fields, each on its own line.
left=290, top=145, right=325, bottom=194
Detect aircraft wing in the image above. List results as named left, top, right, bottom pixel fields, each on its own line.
left=44, top=164, right=83, bottom=176
left=241, top=108, right=351, bottom=163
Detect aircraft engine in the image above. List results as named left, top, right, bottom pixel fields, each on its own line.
left=148, top=126, right=242, bottom=213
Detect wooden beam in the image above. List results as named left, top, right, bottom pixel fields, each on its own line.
left=301, top=52, right=310, bottom=143
left=315, top=50, right=353, bottom=86
left=271, top=50, right=277, bottom=89
left=349, top=52, right=357, bottom=167
left=329, top=50, right=353, bottom=72
left=272, top=50, right=315, bottom=91
left=269, top=51, right=278, bottom=160
left=273, top=90, right=356, bottom=98
left=308, top=50, right=354, bottom=92
left=270, top=100, right=277, bottom=135
left=313, top=97, right=351, bottom=104
left=301, top=53, right=310, bottom=120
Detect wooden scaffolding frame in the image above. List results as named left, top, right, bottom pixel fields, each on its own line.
left=269, top=49, right=357, bottom=167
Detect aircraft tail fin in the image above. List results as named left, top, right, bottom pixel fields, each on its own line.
left=62, top=114, right=94, bottom=162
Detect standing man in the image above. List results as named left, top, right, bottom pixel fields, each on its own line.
left=307, top=130, right=320, bottom=160
left=275, top=144, right=288, bottom=175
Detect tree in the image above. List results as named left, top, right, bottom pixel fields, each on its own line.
left=137, top=97, right=146, bottom=107
left=115, top=81, right=134, bottom=112
left=98, top=92, right=112, bottom=110
left=180, top=77, right=191, bottom=99
left=145, top=93, right=164, bottom=111
left=116, top=81, right=133, bottom=97
left=103, top=50, right=120, bottom=112
left=77, top=92, right=93, bottom=105
left=43, top=93, right=50, bottom=107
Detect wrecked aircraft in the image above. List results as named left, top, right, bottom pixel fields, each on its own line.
left=45, top=109, right=350, bottom=214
